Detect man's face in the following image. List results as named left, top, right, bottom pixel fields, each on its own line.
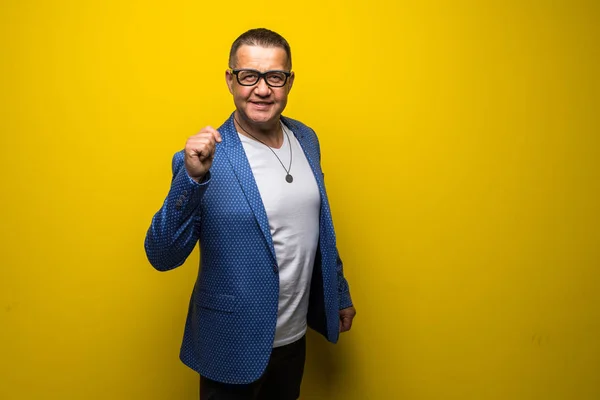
left=226, top=45, right=294, bottom=127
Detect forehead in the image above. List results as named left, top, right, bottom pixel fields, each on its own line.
left=234, top=45, right=289, bottom=70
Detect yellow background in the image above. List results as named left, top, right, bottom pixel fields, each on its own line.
left=1, top=0, right=599, bottom=399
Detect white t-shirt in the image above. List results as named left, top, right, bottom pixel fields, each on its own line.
left=238, top=123, right=321, bottom=347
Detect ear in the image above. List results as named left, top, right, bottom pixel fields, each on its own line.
left=225, top=70, right=234, bottom=94
left=287, top=71, right=295, bottom=93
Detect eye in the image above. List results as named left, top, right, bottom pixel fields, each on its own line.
left=266, top=73, right=285, bottom=84
left=238, top=71, right=258, bottom=83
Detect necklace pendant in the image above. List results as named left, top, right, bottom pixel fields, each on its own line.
left=286, top=174, right=293, bottom=183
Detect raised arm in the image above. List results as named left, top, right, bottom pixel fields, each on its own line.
left=144, top=127, right=221, bottom=271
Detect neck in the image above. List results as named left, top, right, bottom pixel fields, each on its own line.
left=234, top=112, right=283, bottom=148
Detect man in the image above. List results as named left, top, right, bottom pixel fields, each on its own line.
left=144, top=28, right=356, bottom=400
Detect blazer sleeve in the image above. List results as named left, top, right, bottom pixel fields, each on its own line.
left=144, top=150, right=210, bottom=271
left=309, top=125, right=353, bottom=310
left=336, top=251, right=353, bottom=310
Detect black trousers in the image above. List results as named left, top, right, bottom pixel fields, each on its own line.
left=199, top=335, right=306, bottom=400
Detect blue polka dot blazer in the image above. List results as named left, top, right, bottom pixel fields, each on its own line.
left=144, top=112, right=353, bottom=384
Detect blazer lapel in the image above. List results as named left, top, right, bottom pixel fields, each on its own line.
left=219, top=113, right=278, bottom=268
left=281, top=117, right=328, bottom=207
left=281, top=116, right=335, bottom=243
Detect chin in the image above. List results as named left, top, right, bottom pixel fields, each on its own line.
left=246, top=110, right=276, bottom=124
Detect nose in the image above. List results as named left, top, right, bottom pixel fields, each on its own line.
left=254, top=76, right=271, bottom=96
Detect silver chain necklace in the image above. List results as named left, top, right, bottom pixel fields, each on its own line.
left=235, top=117, right=293, bottom=183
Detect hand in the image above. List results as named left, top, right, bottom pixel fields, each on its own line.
left=184, top=126, right=222, bottom=181
left=339, top=306, right=356, bottom=333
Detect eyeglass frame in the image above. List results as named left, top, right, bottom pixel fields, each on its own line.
left=229, top=68, right=292, bottom=88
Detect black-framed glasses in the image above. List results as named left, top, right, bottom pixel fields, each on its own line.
left=231, top=69, right=291, bottom=88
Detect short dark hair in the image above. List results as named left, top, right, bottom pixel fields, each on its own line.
left=228, top=28, right=292, bottom=69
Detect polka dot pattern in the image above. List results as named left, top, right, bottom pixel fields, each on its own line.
left=144, top=112, right=353, bottom=384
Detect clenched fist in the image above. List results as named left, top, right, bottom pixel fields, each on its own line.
left=184, top=126, right=222, bottom=182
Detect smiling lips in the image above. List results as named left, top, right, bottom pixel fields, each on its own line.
left=250, top=100, right=273, bottom=109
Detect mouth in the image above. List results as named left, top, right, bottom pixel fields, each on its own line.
left=249, top=101, right=274, bottom=108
